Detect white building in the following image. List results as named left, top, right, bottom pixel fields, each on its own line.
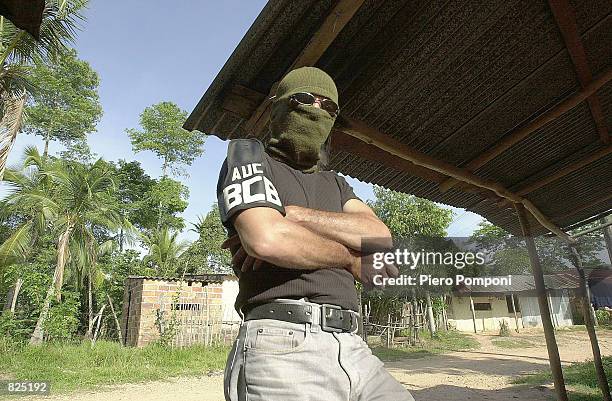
left=447, top=273, right=578, bottom=333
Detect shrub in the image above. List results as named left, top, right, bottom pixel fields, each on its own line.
left=44, top=291, right=80, bottom=342
left=595, top=309, right=612, bottom=327
left=499, top=320, right=510, bottom=337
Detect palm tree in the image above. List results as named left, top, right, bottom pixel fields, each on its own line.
left=0, top=148, right=125, bottom=344
left=142, top=227, right=189, bottom=276
left=0, top=146, right=58, bottom=267
left=0, top=0, right=88, bottom=180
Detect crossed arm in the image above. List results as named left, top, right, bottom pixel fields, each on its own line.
left=223, top=199, right=396, bottom=282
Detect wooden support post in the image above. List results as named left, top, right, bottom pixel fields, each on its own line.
left=516, top=203, right=568, bottom=401
left=511, top=293, right=520, bottom=333
left=602, top=215, right=612, bottom=265
left=425, top=291, right=436, bottom=338
left=569, top=245, right=612, bottom=401
left=469, top=295, right=477, bottom=334
left=547, top=291, right=558, bottom=328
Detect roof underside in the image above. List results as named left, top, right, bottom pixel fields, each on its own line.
left=185, top=0, right=612, bottom=236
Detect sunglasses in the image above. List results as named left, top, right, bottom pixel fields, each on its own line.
left=288, top=92, right=339, bottom=118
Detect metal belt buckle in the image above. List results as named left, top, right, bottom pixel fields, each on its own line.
left=321, top=304, right=344, bottom=333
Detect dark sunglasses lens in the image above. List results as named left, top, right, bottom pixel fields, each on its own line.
left=321, top=100, right=339, bottom=116
left=292, top=92, right=315, bottom=105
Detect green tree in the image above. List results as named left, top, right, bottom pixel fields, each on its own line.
left=126, top=102, right=206, bottom=178
left=24, top=49, right=102, bottom=156
left=182, top=204, right=232, bottom=274
left=126, top=101, right=204, bottom=229
left=0, top=148, right=124, bottom=344
left=365, top=186, right=454, bottom=335
left=469, top=221, right=605, bottom=275
left=0, top=0, right=89, bottom=179
left=367, top=186, right=453, bottom=238
left=109, top=161, right=188, bottom=234
left=144, top=177, right=189, bottom=231
left=141, top=227, right=189, bottom=276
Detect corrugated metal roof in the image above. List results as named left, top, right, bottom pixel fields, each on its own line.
left=127, top=274, right=237, bottom=283
left=184, top=0, right=612, bottom=236
left=455, top=272, right=582, bottom=294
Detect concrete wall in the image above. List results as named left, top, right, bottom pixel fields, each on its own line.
left=448, top=295, right=524, bottom=332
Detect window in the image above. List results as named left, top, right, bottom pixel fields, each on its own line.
left=506, top=295, right=520, bottom=313
left=171, top=303, right=201, bottom=311
left=473, top=302, right=491, bottom=311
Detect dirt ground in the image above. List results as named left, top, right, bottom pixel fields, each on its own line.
left=12, top=329, right=612, bottom=401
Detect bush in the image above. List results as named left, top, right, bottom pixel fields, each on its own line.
left=44, top=291, right=80, bottom=342
left=499, top=320, right=510, bottom=337
left=0, top=312, right=31, bottom=341
left=596, top=309, right=612, bottom=327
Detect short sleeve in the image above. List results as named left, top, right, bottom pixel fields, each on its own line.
left=335, top=175, right=361, bottom=208
left=216, top=139, right=285, bottom=229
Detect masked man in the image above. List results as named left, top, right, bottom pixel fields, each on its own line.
left=217, top=67, right=414, bottom=401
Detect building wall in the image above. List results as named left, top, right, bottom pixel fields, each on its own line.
left=221, top=279, right=241, bottom=322
left=448, top=291, right=574, bottom=332
left=121, top=278, right=144, bottom=346
left=520, top=290, right=573, bottom=328
left=121, top=278, right=225, bottom=347
left=448, top=295, right=524, bottom=332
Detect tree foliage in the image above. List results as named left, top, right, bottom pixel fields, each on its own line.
left=367, top=186, right=454, bottom=238
left=181, top=204, right=232, bottom=274
left=126, top=102, right=206, bottom=177
left=469, top=221, right=606, bottom=275
left=24, top=49, right=102, bottom=153
left=141, top=227, right=189, bottom=276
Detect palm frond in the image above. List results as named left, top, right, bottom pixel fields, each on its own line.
left=0, top=221, right=33, bottom=266
left=1, top=0, right=88, bottom=65
left=0, top=93, right=26, bottom=181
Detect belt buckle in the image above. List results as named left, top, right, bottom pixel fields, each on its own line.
left=321, top=304, right=344, bottom=333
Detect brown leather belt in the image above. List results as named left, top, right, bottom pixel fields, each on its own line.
left=244, top=301, right=359, bottom=333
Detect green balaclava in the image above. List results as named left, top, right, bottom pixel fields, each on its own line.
left=266, top=67, right=338, bottom=173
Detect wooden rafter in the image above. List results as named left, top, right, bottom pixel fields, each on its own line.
left=547, top=0, right=610, bottom=145
left=245, top=0, right=366, bottom=137
left=335, top=115, right=575, bottom=243
left=439, top=67, right=612, bottom=193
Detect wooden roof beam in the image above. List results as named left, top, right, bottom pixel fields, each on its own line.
left=439, top=67, right=612, bottom=193
left=335, top=115, right=575, bottom=243
left=245, top=0, right=366, bottom=137
left=548, top=0, right=610, bottom=146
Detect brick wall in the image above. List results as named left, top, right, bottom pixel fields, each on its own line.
left=121, top=277, right=226, bottom=347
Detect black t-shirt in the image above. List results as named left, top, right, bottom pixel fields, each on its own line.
left=216, top=138, right=361, bottom=312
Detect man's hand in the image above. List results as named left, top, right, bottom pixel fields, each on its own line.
left=222, top=235, right=263, bottom=272
left=346, top=249, right=400, bottom=290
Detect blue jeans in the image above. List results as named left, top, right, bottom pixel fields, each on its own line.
left=224, top=300, right=415, bottom=401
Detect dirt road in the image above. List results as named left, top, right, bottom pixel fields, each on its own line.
left=13, top=329, right=612, bottom=401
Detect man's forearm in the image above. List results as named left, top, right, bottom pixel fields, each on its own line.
left=287, top=206, right=391, bottom=250
left=253, top=218, right=357, bottom=271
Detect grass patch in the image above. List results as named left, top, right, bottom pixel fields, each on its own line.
left=371, top=330, right=480, bottom=361
left=513, top=357, right=612, bottom=401
left=491, top=338, right=537, bottom=349
left=0, top=338, right=230, bottom=394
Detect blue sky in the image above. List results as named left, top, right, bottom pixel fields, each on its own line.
left=4, top=0, right=484, bottom=244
